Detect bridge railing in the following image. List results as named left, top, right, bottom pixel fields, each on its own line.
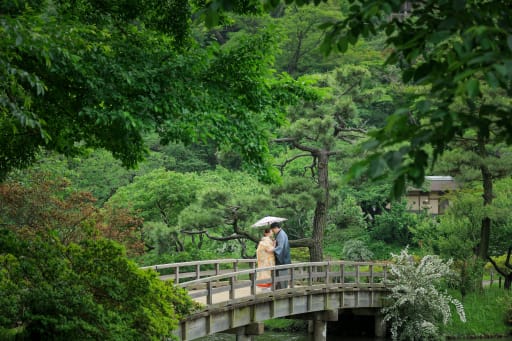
left=148, top=260, right=390, bottom=306
left=140, top=258, right=256, bottom=284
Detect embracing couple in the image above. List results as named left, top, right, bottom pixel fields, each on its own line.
left=256, top=222, right=291, bottom=290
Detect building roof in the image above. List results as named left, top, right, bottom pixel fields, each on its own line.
left=409, top=176, right=457, bottom=192
left=425, top=176, right=454, bottom=181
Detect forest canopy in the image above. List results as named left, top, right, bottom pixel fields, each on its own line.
left=0, top=0, right=311, bottom=183
left=202, top=0, right=512, bottom=196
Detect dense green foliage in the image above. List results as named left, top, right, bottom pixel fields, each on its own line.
left=0, top=0, right=308, bottom=183
left=410, top=177, right=512, bottom=293
left=2, top=0, right=512, bottom=338
left=332, top=1, right=512, bottom=199
left=0, top=230, right=196, bottom=340
left=369, top=200, right=415, bottom=246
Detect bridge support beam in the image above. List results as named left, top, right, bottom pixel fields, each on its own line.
left=374, top=313, right=386, bottom=338
left=294, top=310, right=338, bottom=322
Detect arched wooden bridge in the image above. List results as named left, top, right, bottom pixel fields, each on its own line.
left=141, top=259, right=392, bottom=340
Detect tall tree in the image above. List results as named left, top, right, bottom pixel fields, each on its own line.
left=262, top=0, right=512, bottom=270
left=434, top=135, right=512, bottom=263
left=320, top=1, right=512, bottom=196
left=411, top=177, right=512, bottom=292
left=417, top=84, right=512, bottom=280
left=271, top=3, right=344, bottom=76
left=272, top=63, right=399, bottom=261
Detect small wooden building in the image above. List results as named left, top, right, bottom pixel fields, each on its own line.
left=406, top=176, right=457, bottom=215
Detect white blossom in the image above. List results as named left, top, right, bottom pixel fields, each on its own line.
left=382, top=248, right=466, bottom=340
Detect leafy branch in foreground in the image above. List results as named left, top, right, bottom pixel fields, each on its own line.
left=1, top=2, right=311, bottom=183
left=383, top=248, right=466, bottom=341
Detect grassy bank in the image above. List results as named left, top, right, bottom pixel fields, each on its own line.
left=445, top=286, right=511, bottom=338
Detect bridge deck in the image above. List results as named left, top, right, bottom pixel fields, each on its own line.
left=189, top=282, right=269, bottom=305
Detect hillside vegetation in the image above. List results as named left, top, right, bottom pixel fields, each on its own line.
left=1, top=0, right=512, bottom=339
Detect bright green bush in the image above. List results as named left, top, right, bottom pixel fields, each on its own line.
left=342, top=239, right=374, bottom=261
left=370, top=200, right=416, bottom=246
left=0, top=229, right=197, bottom=340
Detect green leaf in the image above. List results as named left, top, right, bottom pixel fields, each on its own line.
left=415, top=99, right=431, bottom=113
left=345, top=160, right=368, bottom=183
left=368, top=156, right=388, bottom=179
left=317, top=21, right=333, bottom=30
left=453, top=68, right=477, bottom=83
left=486, top=71, right=499, bottom=88
left=384, top=150, right=403, bottom=169
left=390, top=175, right=406, bottom=199
left=465, top=78, right=480, bottom=98
left=337, top=37, right=348, bottom=52
left=493, top=63, right=509, bottom=78
left=452, top=0, right=466, bottom=11
left=430, top=30, right=451, bottom=44
left=362, top=138, right=380, bottom=151
left=205, top=10, right=219, bottom=28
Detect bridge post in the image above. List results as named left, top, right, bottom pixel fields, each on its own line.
left=374, top=313, right=386, bottom=338
left=304, top=310, right=337, bottom=341
left=227, top=323, right=264, bottom=341
left=311, top=320, right=327, bottom=341
left=236, top=328, right=254, bottom=341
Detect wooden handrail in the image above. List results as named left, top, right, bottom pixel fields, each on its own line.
left=142, top=260, right=390, bottom=305
left=141, top=258, right=256, bottom=269
left=140, top=258, right=257, bottom=283
left=140, top=258, right=256, bottom=270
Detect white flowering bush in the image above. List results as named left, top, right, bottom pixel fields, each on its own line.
left=382, top=248, right=466, bottom=340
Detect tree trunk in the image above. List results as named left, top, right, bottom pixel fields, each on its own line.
left=477, top=137, right=493, bottom=261
left=473, top=136, right=493, bottom=291
left=287, top=31, right=303, bottom=75
left=487, top=251, right=512, bottom=291
left=310, top=151, right=329, bottom=262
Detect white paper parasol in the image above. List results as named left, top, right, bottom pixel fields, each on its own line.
left=251, top=216, right=287, bottom=228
